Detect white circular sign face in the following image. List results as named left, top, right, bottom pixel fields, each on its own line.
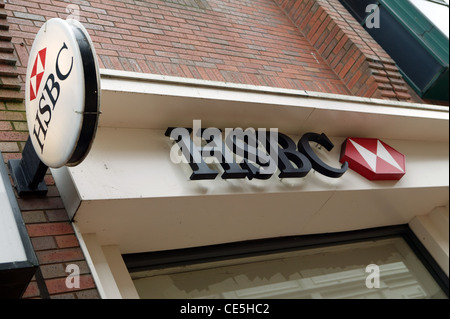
left=25, top=18, right=100, bottom=168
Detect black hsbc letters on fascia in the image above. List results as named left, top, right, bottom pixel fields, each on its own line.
left=165, top=128, right=348, bottom=180
left=299, top=133, right=348, bottom=178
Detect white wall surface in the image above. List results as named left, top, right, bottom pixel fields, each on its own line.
left=52, top=70, right=449, bottom=255
left=52, top=128, right=449, bottom=254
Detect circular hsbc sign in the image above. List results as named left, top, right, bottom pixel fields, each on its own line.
left=25, top=18, right=100, bottom=168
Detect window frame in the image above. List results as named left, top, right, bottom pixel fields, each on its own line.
left=123, top=224, right=449, bottom=297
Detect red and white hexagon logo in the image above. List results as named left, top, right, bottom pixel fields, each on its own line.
left=29, top=48, right=47, bottom=101
left=340, top=137, right=405, bottom=181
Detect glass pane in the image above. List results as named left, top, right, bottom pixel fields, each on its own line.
left=131, top=237, right=446, bottom=299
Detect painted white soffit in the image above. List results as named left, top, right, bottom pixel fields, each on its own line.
left=98, top=69, right=449, bottom=142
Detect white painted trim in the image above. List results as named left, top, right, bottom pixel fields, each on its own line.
left=100, top=68, right=449, bottom=113
left=98, top=69, right=448, bottom=143
left=102, top=245, right=140, bottom=299
left=409, top=205, right=449, bottom=277
left=72, top=226, right=122, bottom=299
left=50, top=166, right=81, bottom=220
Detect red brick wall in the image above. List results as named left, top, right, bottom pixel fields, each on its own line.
left=5, top=0, right=352, bottom=95
left=4, top=0, right=423, bottom=101
left=276, top=0, right=420, bottom=102
left=20, top=203, right=98, bottom=298
left=274, top=0, right=421, bottom=102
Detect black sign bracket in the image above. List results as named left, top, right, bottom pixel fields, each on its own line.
left=8, top=137, right=48, bottom=197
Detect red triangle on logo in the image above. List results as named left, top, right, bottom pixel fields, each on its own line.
left=30, top=83, right=36, bottom=101
left=35, top=72, right=44, bottom=96
left=378, top=140, right=405, bottom=171
left=31, top=55, right=38, bottom=78
left=349, top=138, right=378, bottom=154
left=376, top=157, right=404, bottom=174
left=39, top=48, right=47, bottom=69
left=341, top=138, right=375, bottom=172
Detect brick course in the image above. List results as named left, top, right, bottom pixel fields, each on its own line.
left=15, top=193, right=100, bottom=299
left=5, top=0, right=353, bottom=95
left=274, top=0, right=422, bottom=102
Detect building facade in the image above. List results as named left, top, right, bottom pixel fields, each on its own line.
left=0, top=0, right=448, bottom=299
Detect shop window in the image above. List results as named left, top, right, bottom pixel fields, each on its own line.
left=124, top=226, right=448, bottom=299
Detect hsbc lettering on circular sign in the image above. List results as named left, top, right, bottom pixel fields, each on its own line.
left=25, top=18, right=100, bottom=168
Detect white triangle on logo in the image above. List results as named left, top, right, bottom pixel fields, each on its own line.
left=31, top=75, right=37, bottom=95
left=349, top=139, right=377, bottom=172
left=376, top=141, right=404, bottom=172
left=36, top=55, right=45, bottom=75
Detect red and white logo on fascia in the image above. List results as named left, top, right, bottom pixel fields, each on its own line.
left=340, top=138, right=405, bottom=181
left=29, top=48, right=47, bottom=101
